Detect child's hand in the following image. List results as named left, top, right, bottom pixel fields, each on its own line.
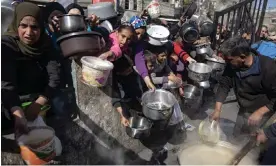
left=121, top=116, right=130, bottom=127
left=179, top=87, right=184, bottom=96
left=168, top=74, right=182, bottom=85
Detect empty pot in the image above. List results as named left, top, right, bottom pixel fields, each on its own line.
left=57, top=31, right=105, bottom=58
left=187, top=62, right=212, bottom=82
left=126, top=116, right=152, bottom=139
left=205, top=56, right=226, bottom=72
left=179, top=22, right=199, bottom=43
left=182, top=84, right=202, bottom=105
left=147, top=25, right=170, bottom=46
left=141, top=89, right=177, bottom=120
left=58, top=14, right=86, bottom=34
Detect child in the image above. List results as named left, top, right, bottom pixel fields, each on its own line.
left=99, top=24, right=135, bottom=61
left=144, top=46, right=182, bottom=89
left=129, top=16, right=156, bottom=91
left=100, top=24, right=142, bottom=127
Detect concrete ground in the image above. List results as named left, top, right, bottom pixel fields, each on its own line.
left=135, top=89, right=259, bottom=165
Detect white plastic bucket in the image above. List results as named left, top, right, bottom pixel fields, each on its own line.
left=81, top=56, right=114, bottom=87
left=17, top=126, right=56, bottom=165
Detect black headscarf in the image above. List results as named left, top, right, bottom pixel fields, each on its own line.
left=43, top=2, right=66, bottom=24
left=3, top=2, right=52, bottom=57
left=65, top=3, right=84, bottom=16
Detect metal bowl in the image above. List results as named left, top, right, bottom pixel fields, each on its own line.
left=182, top=84, right=201, bottom=100
left=141, top=89, right=177, bottom=120
left=58, top=14, right=86, bottom=34
left=126, top=116, right=152, bottom=139
left=188, top=63, right=212, bottom=82
left=205, top=56, right=226, bottom=72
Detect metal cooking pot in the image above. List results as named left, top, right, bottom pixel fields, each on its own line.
left=199, top=20, right=214, bottom=37
left=141, top=89, right=177, bottom=120
left=179, top=22, right=199, bottom=43
left=205, top=56, right=226, bottom=72
left=147, top=25, right=170, bottom=46
left=178, top=141, right=257, bottom=165
left=126, top=116, right=152, bottom=139
left=195, top=43, right=211, bottom=55
left=57, top=31, right=105, bottom=58
left=87, top=2, right=117, bottom=21
left=58, top=14, right=86, bottom=34
left=181, top=84, right=202, bottom=106
left=187, top=63, right=212, bottom=82
left=1, top=0, right=15, bottom=34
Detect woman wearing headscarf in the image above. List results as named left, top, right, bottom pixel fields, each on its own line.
left=65, top=3, right=109, bottom=41
left=43, top=2, right=66, bottom=49
left=1, top=2, right=62, bottom=134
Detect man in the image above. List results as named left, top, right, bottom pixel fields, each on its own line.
left=211, top=36, right=276, bottom=136
left=256, top=122, right=276, bottom=164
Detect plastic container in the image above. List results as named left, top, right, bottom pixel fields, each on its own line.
left=198, top=117, right=220, bottom=144
left=80, top=56, right=114, bottom=87
left=17, top=126, right=56, bottom=165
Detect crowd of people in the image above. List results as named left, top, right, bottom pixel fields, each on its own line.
left=1, top=0, right=276, bottom=164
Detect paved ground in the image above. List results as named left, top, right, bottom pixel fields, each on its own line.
left=135, top=89, right=259, bottom=165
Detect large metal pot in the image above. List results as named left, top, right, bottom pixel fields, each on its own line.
left=179, top=22, right=199, bottom=43
left=181, top=84, right=202, bottom=107
left=141, top=89, right=177, bottom=120
left=126, top=116, right=152, bottom=139
left=58, top=14, right=86, bottom=34
left=195, top=43, right=211, bottom=55
left=1, top=0, right=14, bottom=34
left=187, top=63, right=212, bottom=82
left=178, top=141, right=257, bottom=165
left=205, top=56, right=226, bottom=72
left=57, top=31, right=105, bottom=58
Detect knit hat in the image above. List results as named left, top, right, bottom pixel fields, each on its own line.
left=129, top=16, right=146, bottom=29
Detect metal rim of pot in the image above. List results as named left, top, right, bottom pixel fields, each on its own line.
left=182, top=26, right=199, bottom=43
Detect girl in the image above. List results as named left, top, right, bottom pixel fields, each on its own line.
left=100, top=24, right=142, bottom=126
left=129, top=16, right=156, bottom=90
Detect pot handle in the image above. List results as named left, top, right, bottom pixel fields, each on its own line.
left=160, top=39, right=168, bottom=43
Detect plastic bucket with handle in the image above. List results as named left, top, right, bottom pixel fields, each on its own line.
left=17, top=126, right=56, bottom=165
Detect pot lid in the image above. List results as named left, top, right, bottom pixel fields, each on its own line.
left=81, top=56, right=114, bottom=70
left=57, top=31, right=102, bottom=44
left=147, top=25, right=170, bottom=39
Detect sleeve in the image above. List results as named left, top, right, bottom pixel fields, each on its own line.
left=164, top=60, right=172, bottom=74
left=251, top=41, right=262, bottom=50
left=134, top=43, right=149, bottom=78
left=1, top=45, right=21, bottom=111
left=173, top=41, right=190, bottom=62
left=109, top=34, right=122, bottom=60
left=215, top=65, right=233, bottom=103
left=43, top=51, right=62, bottom=99
left=264, top=123, right=276, bottom=139
left=262, top=59, right=276, bottom=111
left=150, top=73, right=168, bottom=85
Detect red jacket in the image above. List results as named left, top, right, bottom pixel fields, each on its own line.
left=173, top=41, right=190, bottom=63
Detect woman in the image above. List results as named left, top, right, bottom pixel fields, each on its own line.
left=65, top=3, right=109, bottom=41
left=43, top=2, right=66, bottom=49
left=1, top=2, right=62, bottom=134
